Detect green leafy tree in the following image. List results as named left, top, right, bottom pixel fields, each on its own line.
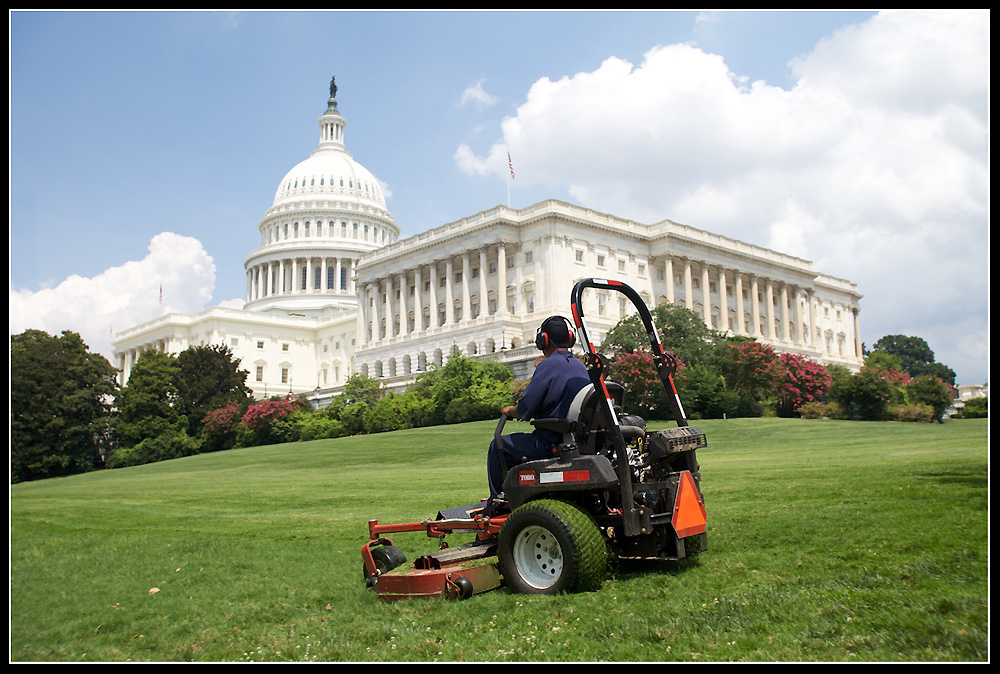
left=412, top=356, right=514, bottom=425
left=904, top=375, right=956, bottom=423
left=674, top=362, right=740, bottom=419
left=11, top=330, right=118, bottom=482
left=323, top=373, right=383, bottom=434
left=604, top=303, right=721, bottom=368
left=870, top=334, right=956, bottom=385
left=829, top=365, right=895, bottom=421
left=175, top=344, right=251, bottom=435
left=114, top=350, right=184, bottom=448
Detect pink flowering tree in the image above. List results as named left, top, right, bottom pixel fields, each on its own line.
left=776, top=353, right=832, bottom=417
left=721, top=341, right=785, bottom=404
left=238, top=397, right=301, bottom=446
left=202, top=402, right=243, bottom=437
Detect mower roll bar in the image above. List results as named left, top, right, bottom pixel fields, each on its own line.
left=570, top=278, right=689, bottom=428
left=569, top=278, right=690, bottom=538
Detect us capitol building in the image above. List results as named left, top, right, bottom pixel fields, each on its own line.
left=112, top=80, right=865, bottom=405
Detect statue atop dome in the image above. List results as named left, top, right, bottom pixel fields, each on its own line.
left=329, top=76, right=338, bottom=100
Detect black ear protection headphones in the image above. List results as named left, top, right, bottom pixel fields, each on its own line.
left=535, top=315, right=576, bottom=351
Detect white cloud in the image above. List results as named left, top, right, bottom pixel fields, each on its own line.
left=9, top=232, right=217, bottom=362
left=459, top=80, right=498, bottom=111
left=455, top=10, right=988, bottom=382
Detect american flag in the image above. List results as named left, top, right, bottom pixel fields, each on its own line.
left=507, top=151, right=515, bottom=180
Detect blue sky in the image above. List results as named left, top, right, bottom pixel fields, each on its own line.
left=10, top=10, right=989, bottom=385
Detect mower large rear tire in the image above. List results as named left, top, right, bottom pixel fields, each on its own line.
left=498, top=499, right=607, bottom=594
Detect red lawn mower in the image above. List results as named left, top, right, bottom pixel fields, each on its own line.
left=362, top=278, right=708, bottom=599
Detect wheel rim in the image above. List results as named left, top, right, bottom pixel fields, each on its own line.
left=511, top=525, right=564, bottom=589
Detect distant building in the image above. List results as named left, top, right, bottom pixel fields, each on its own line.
left=113, top=82, right=865, bottom=404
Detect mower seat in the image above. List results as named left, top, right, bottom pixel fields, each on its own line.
left=531, top=382, right=629, bottom=453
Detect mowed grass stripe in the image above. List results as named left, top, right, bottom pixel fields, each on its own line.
left=11, top=418, right=987, bottom=662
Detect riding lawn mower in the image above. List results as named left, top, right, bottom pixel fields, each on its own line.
left=362, top=278, right=708, bottom=600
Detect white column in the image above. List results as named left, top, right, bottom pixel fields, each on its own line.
left=665, top=256, right=674, bottom=304
left=396, top=272, right=406, bottom=336
left=683, top=258, right=693, bottom=311
left=429, top=262, right=439, bottom=328
left=807, top=290, right=817, bottom=347
left=751, top=276, right=761, bottom=337
left=718, top=266, right=728, bottom=333
left=445, top=258, right=454, bottom=326
left=384, top=277, right=393, bottom=338
left=358, top=283, right=369, bottom=344
left=497, top=244, right=508, bottom=317
left=479, top=249, right=488, bottom=318
left=780, top=283, right=789, bottom=343
left=414, top=267, right=423, bottom=332
left=701, top=262, right=711, bottom=328
left=735, top=273, right=745, bottom=335
left=461, top=252, right=471, bottom=323
left=765, top=280, right=775, bottom=340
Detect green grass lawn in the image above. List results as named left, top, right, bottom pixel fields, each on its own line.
left=10, top=417, right=988, bottom=662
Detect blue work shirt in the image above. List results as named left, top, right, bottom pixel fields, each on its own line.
left=516, top=350, right=591, bottom=445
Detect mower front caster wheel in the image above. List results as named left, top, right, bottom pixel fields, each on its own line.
left=498, top=499, right=607, bottom=594
left=364, top=544, right=407, bottom=581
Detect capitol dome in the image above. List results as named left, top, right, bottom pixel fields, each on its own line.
left=244, top=78, right=398, bottom=316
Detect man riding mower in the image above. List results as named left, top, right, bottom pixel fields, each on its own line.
left=362, top=278, right=708, bottom=599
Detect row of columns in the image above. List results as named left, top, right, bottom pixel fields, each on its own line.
left=661, top=256, right=860, bottom=355
left=663, top=256, right=812, bottom=345
left=262, top=219, right=392, bottom=248
left=358, top=242, right=521, bottom=344
left=247, top=256, right=356, bottom=302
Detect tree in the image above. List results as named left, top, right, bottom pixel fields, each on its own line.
left=607, top=350, right=666, bottom=417
left=604, top=302, right=721, bottom=368
left=175, top=344, right=251, bottom=435
left=720, top=341, right=785, bottom=404
left=11, top=329, right=118, bottom=482
left=829, top=365, right=895, bottom=421
left=411, top=356, right=514, bottom=425
left=870, top=334, right=956, bottom=385
left=114, top=350, right=184, bottom=448
left=904, top=375, right=956, bottom=423
left=776, top=353, right=831, bottom=417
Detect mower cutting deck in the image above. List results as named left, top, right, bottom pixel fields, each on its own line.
left=363, top=506, right=508, bottom=600
left=362, top=278, right=709, bottom=600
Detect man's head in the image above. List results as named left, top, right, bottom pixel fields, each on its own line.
left=534, top=315, right=576, bottom=351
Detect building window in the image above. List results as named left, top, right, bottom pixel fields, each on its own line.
left=257, top=340, right=265, bottom=349
left=256, top=365, right=264, bottom=382
left=525, top=251, right=533, bottom=264
left=597, top=254, right=606, bottom=268
left=575, top=249, right=584, bottom=263
left=618, top=259, right=626, bottom=272
left=281, top=368, right=289, bottom=384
